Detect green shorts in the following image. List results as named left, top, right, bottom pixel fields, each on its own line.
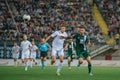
left=76, top=48, right=90, bottom=59
left=67, top=50, right=73, bottom=60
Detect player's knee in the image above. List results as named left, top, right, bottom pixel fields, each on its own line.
left=43, top=58, right=46, bottom=61
left=87, top=60, right=91, bottom=64
left=52, top=60, right=56, bottom=63
left=79, top=61, right=83, bottom=64
left=22, top=60, right=24, bottom=63
left=68, top=57, right=71, bottom=61
left=60, top=60, right=63, bottom=63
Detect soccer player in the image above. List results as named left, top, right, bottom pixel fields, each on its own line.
left=30, top=41, right=38, bottom=68
left=38, top=38, right=51, bottom=69
left=45, top=26, right=68, bottom=75
left=20, top=34, right=32, bottom=71
left=73, top=27, right=93, bottom=76
left=12, top=42, right=20, bottom=66
left=64, top=37, right=75, bottom=69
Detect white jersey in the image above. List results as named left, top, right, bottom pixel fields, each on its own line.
left=31, top=45, right=38, bottom=54
left=51, top=30, right=68, bottom=50
left=21, top=40, right=32, bottom=53
left=12, top=45, right=20, bottom=54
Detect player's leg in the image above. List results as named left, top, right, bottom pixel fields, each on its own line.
left=86, top=56, right=93, bottom=76
left=30, top=58, right=33, bottom=68
left=16, top=53, right=19, bottom=66
left=56, top=49, right=64, bottom=76
left=24, top=57, right=29, bottom=71
left=24, top=52, right=30, bottom=71
left=51, top=48, right=57, bottom=65
left=33, top=54, right=37, bottom=65
left=77, top=58, right=83, bottom=67
left=42, top=57, right=46, bottom=69
left=13, top=54, right=15, bottom=65
left=68, top=56, right=71, bottom=69
left=40, top=56, right=44, bottom=69
left=13, top=58, right=16, bottom=66
left=76, top=50, right=83, bottom=67
left=29, top=53, right=33, bottom=68
left=21, top=53, right=25, bottom=64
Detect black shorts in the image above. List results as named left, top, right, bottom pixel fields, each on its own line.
left=40, top=51, right=48, bottom=57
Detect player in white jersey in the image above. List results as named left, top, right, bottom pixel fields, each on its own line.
left=20, top=34, right=32, bottom=71
left=30, top=41, right=38, bottom=68
left=45, top=26, right=68, bottom=76
left=12, top=42, right=20, bottom=66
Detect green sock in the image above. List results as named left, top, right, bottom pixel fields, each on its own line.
left=88, top=63, right=92, bottom=73
left=77, top=62, right=80, bottom=67
left=68, top=61, right=71, bottom=67
left=41, top=61, right=44, bottom=69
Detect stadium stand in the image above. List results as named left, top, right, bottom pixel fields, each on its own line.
left=0, top=0, right=119, bottom=59
left=95, top=0, right=120, bottom=45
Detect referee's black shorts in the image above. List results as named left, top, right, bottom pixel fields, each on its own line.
left=40, top=51, right=48, bottom=57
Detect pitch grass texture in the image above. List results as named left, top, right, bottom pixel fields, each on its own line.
left=0, top=66, right=120, bottom=80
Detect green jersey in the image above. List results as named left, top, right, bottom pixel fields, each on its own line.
left=67, top=41, right=75, bottom=59
left=68, top=41, right=74, bottom=54
left=73, top=33, right=90, bottom=51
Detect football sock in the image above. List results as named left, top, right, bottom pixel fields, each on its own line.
left=57, top=62, right=63, bottom=73
left=77, top=62, right=80, bottom=67
left=41, top=60, right=44, bottom=69
left=88, top=63, right=92, bottom=73
left=68, top=61, right=71, bottom=67
left=30, top=61, right=33, bottom=68
left=25, top=62, right=28, bottom=68
left=14, top=61, right=16, bottom=66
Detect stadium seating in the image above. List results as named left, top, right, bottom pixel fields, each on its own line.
left=0, top=0, right=115, bottom=59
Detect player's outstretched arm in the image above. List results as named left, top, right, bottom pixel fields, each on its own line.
left=45, top=35, right=52, bottom=42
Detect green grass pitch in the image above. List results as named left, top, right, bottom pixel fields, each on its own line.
left=0, top=66, right=120, bottom=80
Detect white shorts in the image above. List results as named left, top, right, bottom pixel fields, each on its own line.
left=30, top=53, right=36, bottom=59
left=13, top=53, right=19, bottom=59
left=52, top=48, right=64, bottom=56
left=21, top=51, right=30, bottom=59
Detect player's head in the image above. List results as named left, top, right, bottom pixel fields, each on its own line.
left=68, top=36, right=72, bottom=41
left=79, top=27, right=86, bottom=35
left=40, top=38, right=45, bottom=44
left=23, top=34, right=27, bottom=41
left=14, top=42, right=17, bottom=46
left=31, top=41, right=35, bottom=45
left=60, top=26, right=66, bottom=33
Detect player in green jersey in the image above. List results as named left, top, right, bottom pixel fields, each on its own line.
left=65, top=37, right=75, bottom=69
left=73, top=27, right=93, bottom=76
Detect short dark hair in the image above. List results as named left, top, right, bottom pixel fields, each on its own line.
left=79, top=26, right=86, bottom=30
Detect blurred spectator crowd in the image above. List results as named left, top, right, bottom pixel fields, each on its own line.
left=0, top=0, right=107, bottom=44
left=96, top=0, right=120, bottom=45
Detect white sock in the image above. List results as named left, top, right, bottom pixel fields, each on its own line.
left=25, top=62, right=28, bottom=68
left=30, top=61, right=33, bottom=68
left=57, top=62, right=63, bottom=73
left=14, top=61, right=16, bottom=66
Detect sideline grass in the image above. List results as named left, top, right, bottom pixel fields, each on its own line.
left=0, top=66, right=120, bottom=80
